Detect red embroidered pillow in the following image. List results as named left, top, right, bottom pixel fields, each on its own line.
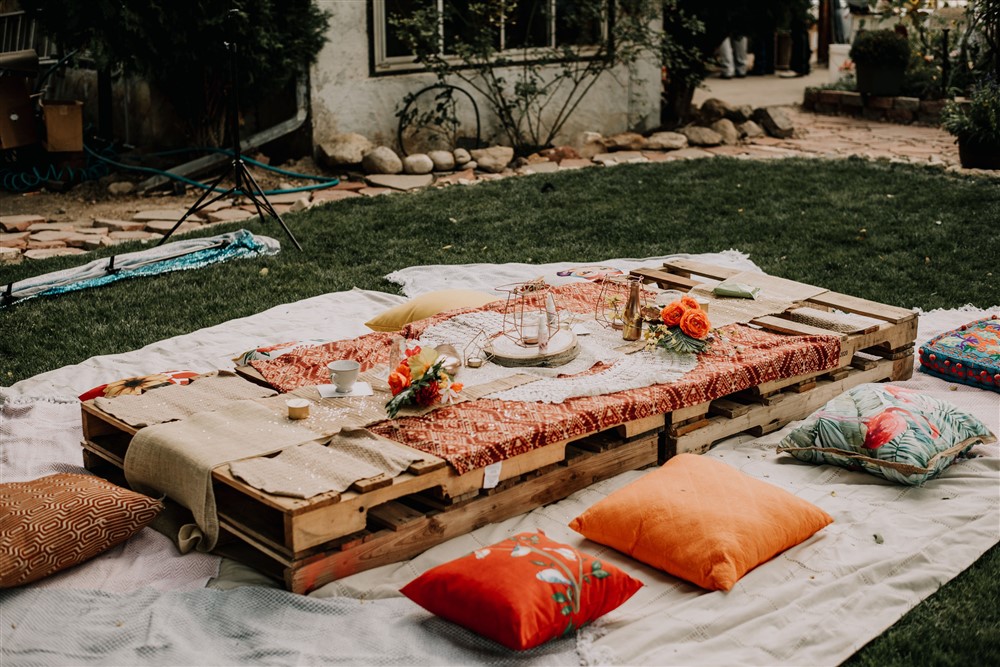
left=0, top=473, right=163, bottom=587
left=78, top=369, right=199, bottom=401
left=400, top=531, right=642, bottom=650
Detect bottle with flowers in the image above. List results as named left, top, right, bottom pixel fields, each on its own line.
left=644, top=295, right=713, bottom=354
left=385, top=345, right=463, bottom=418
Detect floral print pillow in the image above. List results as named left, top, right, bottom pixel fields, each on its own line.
left=919, top=315, right=1000, bottom=393
left=778, top=384, right=996, bottom=485
left=400, top=531, right=642, bottom=650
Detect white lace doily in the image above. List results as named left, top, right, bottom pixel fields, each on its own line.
left=420, top=311, right=698, bottom=404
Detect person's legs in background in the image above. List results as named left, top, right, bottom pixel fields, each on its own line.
left=719, top=37, right=735, bottom=78
left=732, top=36, right=748, bottom=77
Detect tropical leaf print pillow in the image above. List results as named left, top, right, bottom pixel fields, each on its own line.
left=778, top=384, right=996, bottom=485
left=400, top=531, right=642, bottom=651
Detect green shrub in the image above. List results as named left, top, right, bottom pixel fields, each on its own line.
left=850, top=29, right=912, bottom=69
left=941, top=78, right=1000, bottom=144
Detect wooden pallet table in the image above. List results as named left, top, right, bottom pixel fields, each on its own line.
left=80, top=260, right=918, bottom=593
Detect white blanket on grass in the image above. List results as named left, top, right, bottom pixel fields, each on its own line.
left=1, top=253, right=998, bottom=666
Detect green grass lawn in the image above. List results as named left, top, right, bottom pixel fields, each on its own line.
left=2, top=157, right=998, bottom=663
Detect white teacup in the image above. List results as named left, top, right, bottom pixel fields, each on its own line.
left=328, top=359, right=360, bottom=393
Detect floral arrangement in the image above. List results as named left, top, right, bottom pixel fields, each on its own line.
left=644, top=295, right=712, bottom=354
left=385, top=345, right=463, bottom=418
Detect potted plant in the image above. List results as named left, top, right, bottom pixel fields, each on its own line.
left=849, top=29, right=911, bottom=96
left=941, top=79, right=1000, bottom=170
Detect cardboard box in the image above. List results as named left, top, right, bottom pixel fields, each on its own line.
left=0, top=77, right=39, bottom=149
left=42, top=99, right=84, bottom=152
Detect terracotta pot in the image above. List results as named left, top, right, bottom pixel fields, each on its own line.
left=958, top=137, right=1000, bottom=170
left=855, top=63, right=904, bottom=97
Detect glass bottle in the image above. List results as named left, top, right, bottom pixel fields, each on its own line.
left=622, top=278, right=642, bottom=341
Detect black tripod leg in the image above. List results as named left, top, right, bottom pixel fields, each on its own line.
left=237, top=160, right=303, bottom=251
left=155, top=168, right=235, bottom=247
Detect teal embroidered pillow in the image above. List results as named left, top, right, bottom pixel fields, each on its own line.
left=919, top=315, right=1000, bottom=393
left=777, top=384, right=995, bottom=485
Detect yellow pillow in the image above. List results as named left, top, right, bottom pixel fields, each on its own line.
left=365, top=289, right=498, bottom=332
left=569, top=454, right=833, bottom=592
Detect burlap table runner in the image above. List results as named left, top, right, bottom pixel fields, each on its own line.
left=689, top=270, right=829, bottom=328
left=95, top=371, right=277, bottom=427
left=124, top=401, right=323, bottom=552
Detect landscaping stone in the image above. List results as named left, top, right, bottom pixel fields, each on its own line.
left=95, top=218, right=148, bottom=232
left=29, top=231, right=74, bottom=244
left=289, top=197, right=312, bottom=213
left=108, top=181, right=136, bottom=195
left=699, top=98, right=728, bottom=123
left=24, top=248, right=87, bottom=260
left=27, top=239, right=67, bottom=249
left=752, top=107, right=795, bottom=139
left=318, top=133, right=374, bottom=167
left=366, top=173, right=434, bottom=191
left=403, top=153, right=435, bottom=175
left=464, top=161, right=478, bottom=171
left=133, top=209, right=203, bottom=223
left=538, top=146, right=580, bottom=163
left=470, top=146, right=514, bottom=173
left=143, top=220, right=202, bottom=235
left=725, top=104, right=754, bottom=124
left=332, top=180, right=367, bottom=191
left=361, top=146, right=403, bottom=174
left=577, top=131, right=606, bottom=158
left=0, top=232, right=30, bottom=248
left=61, top=232, right=102, bottom=248
left=0, top=246, right=22, bottom=264
left=0, top=214, right=45, bottom=233
left=205, top=209, right=255, bottom=223
left=453, top=148, right=472, bottom=166
left=107, top=231, right=162, bottom=243
left=592, top=151, right=646, bottom=165
left=435, top=168, right=477, bottom=186
left=311, top=189, right=362, bottom=203
left=556, top=158, right=593, bottom=170
left=428, top=150, right=456, bottom=171
left=518, top=161, right=560, bottom=175
left=681, top=126, right=723, bottom=147
left=358, top=187, right=395, bottom=197
left=604, top=132, right=646, bottom=151
left=265, top=192, right=312, bottom=205
left=664, top=147, right=715, bottom=160
left=738, top=120, right=765, bottom=138
left=27, top=222, right=89, bottom=232
left=644, top=131, right=688, bottom=151
left=710, top=119, right=739, bottom=145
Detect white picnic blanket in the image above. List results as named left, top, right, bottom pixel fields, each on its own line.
left=1, top=253, right=998, bottom=666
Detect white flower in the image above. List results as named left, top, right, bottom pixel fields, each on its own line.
left=510, top=544, right=530, bottom=557
left=474, top=549, right=491, bottom=560
left=536, top=569, right=571, bottom=585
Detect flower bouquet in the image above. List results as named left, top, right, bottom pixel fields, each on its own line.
left=645, top=295, right=712, bottom=354
left=385, top=345, right=463, bottom=418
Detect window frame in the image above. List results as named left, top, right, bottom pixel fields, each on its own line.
left=370, top=0, right=610, bottom=76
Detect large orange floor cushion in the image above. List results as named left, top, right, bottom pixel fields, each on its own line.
left=569, top=454, right=833, bottom=591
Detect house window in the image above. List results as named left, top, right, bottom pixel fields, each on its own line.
left=372, top=1, right=607, bottom=74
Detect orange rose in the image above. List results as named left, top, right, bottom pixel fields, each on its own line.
left=680, top=308, right=711, bottom=340
left=680, top=295, right=701, bottom=311
left=660, top=301, right=687, bottom=327
left=388, top=370, right=411, bottom=396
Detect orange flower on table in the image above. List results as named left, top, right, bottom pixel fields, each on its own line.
left=680, top=308, right=711, bottom=340
left=680, top=295, right=701, bottom=311
left=388, top=366, right=411, bottom=396
left=660, top=301, right=687, bottom=327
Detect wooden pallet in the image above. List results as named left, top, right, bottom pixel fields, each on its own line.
left=631, top=258, right=918, bottom=455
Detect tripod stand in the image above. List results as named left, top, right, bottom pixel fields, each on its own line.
left=157, top=9, right=302, bottom=251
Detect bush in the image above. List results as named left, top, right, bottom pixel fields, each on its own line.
left=941, top=78, right=1000, bottom=145
left=850, top=29, right=911, bottom=69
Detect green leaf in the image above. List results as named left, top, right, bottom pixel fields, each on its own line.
left=592, top=569, right=611, bottom=579
left=561, top=606, right=572, bottom=616
left=552, top=592, right=568, bottom=603
left=591, top=560, right=604, bottom=572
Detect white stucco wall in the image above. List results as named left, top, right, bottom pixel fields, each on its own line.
left=310, top=0, right=662, bottom=152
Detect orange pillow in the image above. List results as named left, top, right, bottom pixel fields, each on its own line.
left=569, top=454, right=833, bottom=592
left=400, top=531, right=642, bottom=650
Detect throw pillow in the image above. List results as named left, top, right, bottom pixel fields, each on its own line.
left=364, top=289, right=498, bottom=332
left=918, top=315, right=1000, bottom=393
left=1, top=473, right=163, bottom=587
left=78, top=369, right=199, bottom=402
left=400, top=531, right=642, bottom=650
left=568, top=454, right=833, bottom=592
left=777, top=383, right=996, bottom=485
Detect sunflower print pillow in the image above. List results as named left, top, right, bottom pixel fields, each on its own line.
left=777, top=383, right=996, bottom=485
left=78, top=370, right=199, bottom=402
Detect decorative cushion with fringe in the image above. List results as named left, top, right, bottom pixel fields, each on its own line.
left=778, top=383, right=996, bottom=485
left=400, top=531, right=642, bottom=650
left=918, top=315, right=1000, bottom=393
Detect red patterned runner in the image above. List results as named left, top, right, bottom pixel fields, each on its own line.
left=252, top=282, right=841, bottom=473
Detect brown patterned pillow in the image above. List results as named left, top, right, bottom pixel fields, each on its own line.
left=0, top=473, right=163, bottom=587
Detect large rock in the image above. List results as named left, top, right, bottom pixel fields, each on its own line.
left=725, top=104, right=754, bottom=124
left=318, top=133, right=375, bottom=167
left=699, top=98, right=729, bottom=123
left=361, top=146, right=403, bottom=174
left=644, top=131, right=688, bottom=151
left=0, top=246, right=22, bottom=264
left=577, top=131, right=605, bottom=159
left=470, top=146, right=514, bottom=173
left=0, top=215, right=45, bottom=233
left=453, top=148, right=472, bottom=166
left=603, top=132, right=646, bottom=152
left=739, top=120, right=765, bottom=139
left=710, top=119, right=740, bottom=145
left=428, top=150, right=456, bottom=171
left=681, top=126, right=723, bottom=147
left=365, top=173, right=434, bottom=191
left=752, top=107, right=795, bottom=139
left=402, top=153, right=434, bottom=175
left=538, top=146, right=581, bottom=163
